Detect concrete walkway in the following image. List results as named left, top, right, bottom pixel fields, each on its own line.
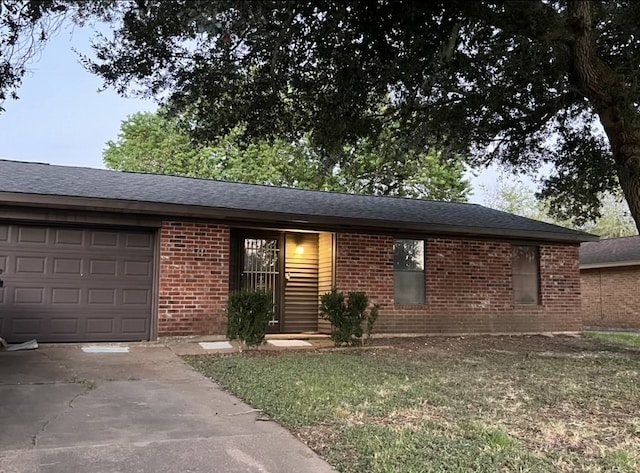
left=0, top=346, right=335, bottom=473
left=168, top=337, right=335, bottom=356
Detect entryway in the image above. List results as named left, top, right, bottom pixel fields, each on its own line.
left=231, top=230, right=334, bottom=334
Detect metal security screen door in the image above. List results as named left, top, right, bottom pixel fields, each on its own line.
left=241, top=238, right=281, bottom=330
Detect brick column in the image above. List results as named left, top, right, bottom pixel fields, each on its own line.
left=158, top=221, right=230, bottom=337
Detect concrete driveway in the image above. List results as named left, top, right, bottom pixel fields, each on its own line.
left=0, top=346, right=334, bottom=473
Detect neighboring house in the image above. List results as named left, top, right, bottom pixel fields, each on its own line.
left=581, top=236, right=640, bottom=330
left=0, top=159, right=594, bottom=343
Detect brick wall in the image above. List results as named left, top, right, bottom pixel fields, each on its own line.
left=581, top=266, right=640, bottom=329
left=158, top=222, right=229, bottom=337
left=335, top=233, right=582, bottom=334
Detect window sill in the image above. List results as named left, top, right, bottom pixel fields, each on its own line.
left=394, top=303, right=427, bottom=309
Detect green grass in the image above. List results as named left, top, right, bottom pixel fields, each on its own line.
left=585, top=331, right=640, bottom=350
left=187, top=336, right=640, bottom=473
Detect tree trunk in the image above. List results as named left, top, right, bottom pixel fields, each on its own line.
left=615, top=153, right=640, bottom=231
left=564, top=1, right=640, bottom=232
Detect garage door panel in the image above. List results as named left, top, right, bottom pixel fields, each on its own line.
left=53, top=258, right=82, bottom=275
left=15, top=256, right=46, bottom=274
left=119, top=259, right=154, bottom=279
left=0, top=224, right=154, bottom=342
left=9, top=317, right=43, bottom=336
left=125, top=232, right=154, bottom=249
left=50, top=318, right=79, bottom=336
left=124, top=260, right=152, bottom=277
left=54, top=228, right=84, bottom=246
left=86, top=317, right=148, bottom=340
left=5, top=255, right=156, bottom=280
left=17, top=226, right=47, bottom=244
left=51, top=288, right=82, bottom=304
left=88, top=288, right=117, bottom=305
left=13, top=287, right=45, bottom=304
left=90, top=231, right=119, bottom=248
left=5, top=284, right=157, bottom=306
left=90, top=259, right=117, bottom=276
left=86, top=318, right=114, bottom=335
left=3, top=308, right=152, bottom=342
left=121, top=317, right=148, bottom=335
left=123, top=289, right=150, bottom=305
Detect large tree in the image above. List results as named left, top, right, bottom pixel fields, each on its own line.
left=73, top=0, right=640, bottom=229
left=105, top=111, right=471, bottom=201
left=5, top=1, right=640, bottom=228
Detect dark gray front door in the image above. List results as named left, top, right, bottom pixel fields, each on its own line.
left=0, top=224, right=155, bottom=343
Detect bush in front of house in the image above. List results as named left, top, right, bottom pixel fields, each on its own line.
left=320, top=289, right=380, bottom=346
left=226, top=289, right=274, bottom=346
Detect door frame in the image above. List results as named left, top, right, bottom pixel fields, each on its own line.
left=232, top=230, right=285, bottom=333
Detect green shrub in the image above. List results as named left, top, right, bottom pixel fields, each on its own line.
left=226, top=289, right=274, bottom=346
left=320, top=289, right=380, bottom=346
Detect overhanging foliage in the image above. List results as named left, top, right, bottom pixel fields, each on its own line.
left=5, top=1, right=640, bottom=228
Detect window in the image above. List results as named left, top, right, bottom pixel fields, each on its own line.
left=394, top=239, right=425, bottom=304
left=512, top=245, right=540, bottom=305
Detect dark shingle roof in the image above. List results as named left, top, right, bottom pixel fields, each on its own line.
left=580, top=236, right=640, bottom=266
left=0, top=159, right=594, bottom=242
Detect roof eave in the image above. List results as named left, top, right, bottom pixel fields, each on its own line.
left=580, top=260, right=640, bottom=270
left=0, top=191, right=594, bottom=243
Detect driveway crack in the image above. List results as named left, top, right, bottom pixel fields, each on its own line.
left=31, top=380, right=97, bottom=447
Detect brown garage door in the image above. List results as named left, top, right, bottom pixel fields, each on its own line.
left=0, top=223, right=155, bottom=343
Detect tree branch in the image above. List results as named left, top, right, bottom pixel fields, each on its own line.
left=270, top=9, right=296, bottom=81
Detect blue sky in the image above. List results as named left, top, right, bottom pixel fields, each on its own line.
left=0, top=25, right=156, bottom=169
left=0, top=23, right=505, bottom=203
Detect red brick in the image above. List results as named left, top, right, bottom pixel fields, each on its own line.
left=581, top=266, right=640, bottom=329
left=157, top=222, right=229, bottom=337
left=334, top=233, right=581, bottom=334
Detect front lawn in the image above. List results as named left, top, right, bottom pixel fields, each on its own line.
left=585, top=331, right=640, bottom=350
left=187, top=336, right=640, bottom=473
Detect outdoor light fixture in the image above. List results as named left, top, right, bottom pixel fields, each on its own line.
left=296, top=244, right=305, bottom=255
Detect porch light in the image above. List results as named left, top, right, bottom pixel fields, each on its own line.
left=296, top=244, right=305, bottom=255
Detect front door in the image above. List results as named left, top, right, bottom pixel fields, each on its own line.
left=239, top=235, right=282, bottom=332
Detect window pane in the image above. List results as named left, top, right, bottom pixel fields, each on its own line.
left=394, top=271, right=425, bottom=304
left=513, top=275, right=538, bottom=305
left=394, top=240, right=424, bottom=270
left=512, top=246, right=536, bottom=274
left=512, top=246, right=539, bottom=305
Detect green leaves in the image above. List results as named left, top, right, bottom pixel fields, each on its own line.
left=226, top=289, right=274, bottom=346
left=79, top=1, right=640, bottom=228
left=104, top=111, right=214, bottom=176
left=7, top=2, right=640, bottom=227
left=103, top=111, right=471, bottom=201
left=319, top=290, right=380, bottom=346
